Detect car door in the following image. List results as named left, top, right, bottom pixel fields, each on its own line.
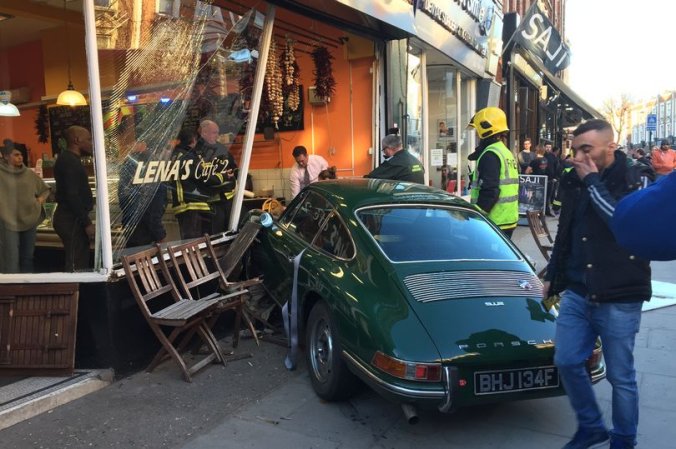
left=261, top=191, right=332, bottom=304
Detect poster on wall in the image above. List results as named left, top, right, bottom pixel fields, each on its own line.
left=437, top=119, right=454, bottom=138
left=431, top=148, right=443, bottom=166
left=518, top=174, right=548, bottom=215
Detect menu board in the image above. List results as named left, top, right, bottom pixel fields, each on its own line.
left=518, top=174, right=548, bottom=215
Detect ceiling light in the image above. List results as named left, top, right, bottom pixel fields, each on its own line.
left=0, top=90, right=20, bottom=117
left=56, top=0, right=87, bottom=106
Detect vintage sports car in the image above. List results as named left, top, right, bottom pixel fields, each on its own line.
left=251, top=179, right=604, bottom=421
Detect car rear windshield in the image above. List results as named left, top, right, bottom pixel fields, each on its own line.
left=356, top=206, right=521, bottom=262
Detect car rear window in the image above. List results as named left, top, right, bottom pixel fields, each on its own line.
left=356, top=206, right=520, bottom=262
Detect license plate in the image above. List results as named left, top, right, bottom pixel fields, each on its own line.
left=474, top=366, right=559, bottom=395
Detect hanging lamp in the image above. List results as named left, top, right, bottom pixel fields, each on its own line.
left=56, top=0, right=87, bottom=106
left=0, top=90, right=20, bottom=117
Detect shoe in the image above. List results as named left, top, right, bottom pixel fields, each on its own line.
left=609, top=436, right=635, bottom=449
left=562, top=427, right=609, bottom=449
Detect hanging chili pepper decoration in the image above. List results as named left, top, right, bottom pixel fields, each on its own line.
left=311, top=45, right=336, bottom=101
left=35, top=104, right=49, bottom=144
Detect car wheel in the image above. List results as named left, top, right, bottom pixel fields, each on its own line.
left=306, top=301, right=360, bottom=401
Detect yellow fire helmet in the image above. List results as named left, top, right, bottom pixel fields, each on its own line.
left=468, top=107, right=509, bottom=139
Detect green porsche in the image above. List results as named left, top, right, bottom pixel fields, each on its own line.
left=251, top=178, right=604, bottom=421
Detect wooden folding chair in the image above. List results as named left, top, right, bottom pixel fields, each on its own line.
left=121, top=246, right=226, bottom=382
left=165, top=232, right=260, bottom=349
left=527, top=210, right=554, bottom=278
left=217, top=221, right=282, bottom=337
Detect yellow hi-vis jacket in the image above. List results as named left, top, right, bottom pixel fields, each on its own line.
left=470, top=141, right=519, bottom=230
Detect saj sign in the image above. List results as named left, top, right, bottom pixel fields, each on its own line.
left=514, top=2, right=570, bottom=73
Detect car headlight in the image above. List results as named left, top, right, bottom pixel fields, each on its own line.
left=372, top=351, right=442, bottom=382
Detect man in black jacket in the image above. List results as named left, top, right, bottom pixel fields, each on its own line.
left=53, top=126, right=94, bottom=271
left=543, top=119, right=654, bottom=449
left=365, top=134, right=424, bottom=184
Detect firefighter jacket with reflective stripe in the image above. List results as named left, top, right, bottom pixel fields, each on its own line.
left=169, top=146, right=213, bottom=215
left=471, top=140, right=519, bottom=230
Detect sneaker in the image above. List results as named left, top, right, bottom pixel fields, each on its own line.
left=562, top=427, right=609, bottom=449
left=609, top=436, right=635, bottom=449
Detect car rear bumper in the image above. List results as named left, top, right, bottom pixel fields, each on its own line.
left=342, top=350, right=570, bottom=412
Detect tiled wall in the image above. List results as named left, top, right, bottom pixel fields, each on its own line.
left=249, top=168, right=292, bottom=201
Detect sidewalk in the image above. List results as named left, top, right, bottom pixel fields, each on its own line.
left=1, top=223, right=675, bottom=448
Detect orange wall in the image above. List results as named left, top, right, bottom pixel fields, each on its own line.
left=231, top=43, right=374, bottom=177
left=41, top=25, right=87, bottom=99
left=0, top=40, right=51, bottom=165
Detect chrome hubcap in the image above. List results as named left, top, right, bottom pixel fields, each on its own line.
left=310, top=317, right=333, bottom=383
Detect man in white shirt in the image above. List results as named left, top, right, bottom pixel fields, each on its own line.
left=289, top=146, right=328, bottom=198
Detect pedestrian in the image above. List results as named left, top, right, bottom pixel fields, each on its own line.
left=543, top=119, right=655, bottom=449
left=650, top=139, right=675, bottom=178
left=518, top=137, right=535, bottom=174
left=0, top=145, right=50, bottom=272
left=631, top=148, right=652, bottom=168
left=53, top=125, right=95, bottom=271
left=611, top=171, right=676, bottom=261
left=289, top=145, right=329, bottom=198
left=195, top=119, right=238, bottom=233
left=117, top=141, right=167, bottom=248
left=466, top=107, right=519, bottom=238
left=543, top=142, right=561, bottom=216
left=364, top=134, right=424, bottom=184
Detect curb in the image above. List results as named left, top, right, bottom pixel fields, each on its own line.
left=0, top=369, right=114, bottom=431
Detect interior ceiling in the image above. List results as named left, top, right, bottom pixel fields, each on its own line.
left=0, top=0, right=83, bottom=50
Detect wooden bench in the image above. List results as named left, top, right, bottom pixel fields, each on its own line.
left=121, top=246, right=226, bottom=382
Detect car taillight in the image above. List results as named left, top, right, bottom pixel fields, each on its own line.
left=372, top=351, right=442, bottom=382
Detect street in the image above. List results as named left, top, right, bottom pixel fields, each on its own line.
left=1, top=225, right=675, bottom=449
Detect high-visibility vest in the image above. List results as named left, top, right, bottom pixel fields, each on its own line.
left=470, top=141, right=519, bottom=230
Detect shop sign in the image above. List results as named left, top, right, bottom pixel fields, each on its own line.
left=417, top=0, right=494, bottom=57
left=514, top=2, right=570, bottom=73
left=129, top=156, right=234, bottom=185
left=335, top=0, right=417, bottom=35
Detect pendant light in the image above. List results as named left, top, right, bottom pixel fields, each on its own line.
left=0, top=90, right=20, bottom=117
left=56, top=0, right=87, bottom=106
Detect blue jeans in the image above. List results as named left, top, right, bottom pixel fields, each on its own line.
left=0, top=222, right=37, bottom=273
left=554, top=290, right=642, bottom=447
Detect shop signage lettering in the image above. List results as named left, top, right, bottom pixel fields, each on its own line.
left=454, top=0, right=486, bottom=23
left=418, top=0, right=489, bottom=56
left=132, top=160, right=192, bottom=184
left=130, top=156, right=233, bottom=184
left=515, top=3, right=570, bottom=73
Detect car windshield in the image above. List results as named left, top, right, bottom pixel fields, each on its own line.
left=356, top=206, right=520, bottom=262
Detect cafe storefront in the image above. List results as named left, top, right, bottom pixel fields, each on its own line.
left=0, top=0, right=417, bottom=374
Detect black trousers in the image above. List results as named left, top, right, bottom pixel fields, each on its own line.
left=177, top=210, right=210, bottom=240
left=53, top=207, right=91, bottom=271
left=210, top=200, right=233, bottom=235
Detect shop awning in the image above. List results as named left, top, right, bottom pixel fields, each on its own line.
left=266, top=0, right=416, bottom=40
left=542, top=70, right=603, bottom=120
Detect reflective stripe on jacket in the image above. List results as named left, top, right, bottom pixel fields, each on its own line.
left=471, top=141, right=519, bottom=229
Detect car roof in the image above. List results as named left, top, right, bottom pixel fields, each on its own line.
left=307, top=178, right=472, bottom=210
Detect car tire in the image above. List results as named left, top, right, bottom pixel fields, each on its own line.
left=305, top=301, right=360, bottom=401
